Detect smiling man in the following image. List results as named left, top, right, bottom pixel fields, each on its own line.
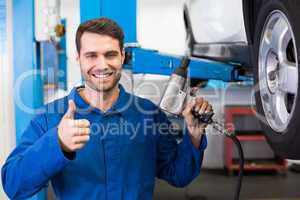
left=2, top=18, right=212, bottom=200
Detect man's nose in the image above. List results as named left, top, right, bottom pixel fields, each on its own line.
left=95, top=56, right=109, bottom=69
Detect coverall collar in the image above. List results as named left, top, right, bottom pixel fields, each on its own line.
left=68, top=84, right=133, bottom=117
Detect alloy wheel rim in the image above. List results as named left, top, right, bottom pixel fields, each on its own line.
left=258, top=10, right=298, bottom=133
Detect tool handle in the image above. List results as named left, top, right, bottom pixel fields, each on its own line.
left=192, top=110, right=214, bottom=124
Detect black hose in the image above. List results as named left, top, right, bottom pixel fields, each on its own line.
left=183, top=113, right=245, bottom=200
left=226, top=134, right=245, bottom=200
left=210, top=120, right=245, bottom=200
left=184, top=127, right=245, bottom=200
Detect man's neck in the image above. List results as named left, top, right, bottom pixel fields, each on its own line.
left=79, top=84, right=120, bottom=112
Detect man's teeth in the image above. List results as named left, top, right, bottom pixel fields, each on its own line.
left=92, top=72, right=113, bottom=78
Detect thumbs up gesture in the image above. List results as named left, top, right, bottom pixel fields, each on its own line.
left=58, top=100, right=91, bottom=153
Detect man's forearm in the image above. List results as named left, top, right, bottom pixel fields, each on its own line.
left=1, top=127, right=71, bottom=199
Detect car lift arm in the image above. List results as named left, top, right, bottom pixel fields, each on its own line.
left=124, top=47, right=251, bottom=82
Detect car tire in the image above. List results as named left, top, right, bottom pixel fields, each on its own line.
left=253, top=0, right=300, bottom=159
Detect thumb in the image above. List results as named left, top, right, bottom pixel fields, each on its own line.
left=64, top=100, right=76, bottom=119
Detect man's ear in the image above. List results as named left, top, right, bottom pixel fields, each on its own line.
left=121, top=49, right=125, bottom=64
left=76, top=52, right=80, bottom=62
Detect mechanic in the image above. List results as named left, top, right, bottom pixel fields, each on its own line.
left=1, top=17, right=212, bottom=200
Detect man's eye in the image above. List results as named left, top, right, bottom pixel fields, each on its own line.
left=105, top=53, right=118, bottom=58
left=86, top=54, right=97, bottom=59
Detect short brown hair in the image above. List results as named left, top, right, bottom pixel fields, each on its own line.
left=75, top=17, right=124, bottom=53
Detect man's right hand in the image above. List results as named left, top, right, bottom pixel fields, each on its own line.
left=58, top=100, right=91, bottom=153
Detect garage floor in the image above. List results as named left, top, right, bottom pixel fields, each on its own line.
left=153, top=169, right=300, bottom=200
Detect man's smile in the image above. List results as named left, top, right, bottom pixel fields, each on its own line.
left=89, top=69, right=114, bottom=79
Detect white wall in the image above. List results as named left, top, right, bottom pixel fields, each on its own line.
left=0, top=0, right=15, bottom=199
left=137, top=0, right=186, bottom=55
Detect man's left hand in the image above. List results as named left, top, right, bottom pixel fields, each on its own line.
left=182, top=97, right=213, bottom=148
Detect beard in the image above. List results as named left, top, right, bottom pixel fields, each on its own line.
left=82, top=68, right=122, bottom=93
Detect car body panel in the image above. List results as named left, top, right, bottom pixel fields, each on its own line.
left=185, top=0, right=248, bottom=44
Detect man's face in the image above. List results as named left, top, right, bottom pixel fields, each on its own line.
left=77, top=32, right=125, bottom=93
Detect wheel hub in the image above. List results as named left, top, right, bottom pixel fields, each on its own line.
left=266, top=52, right=279, bottom=94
